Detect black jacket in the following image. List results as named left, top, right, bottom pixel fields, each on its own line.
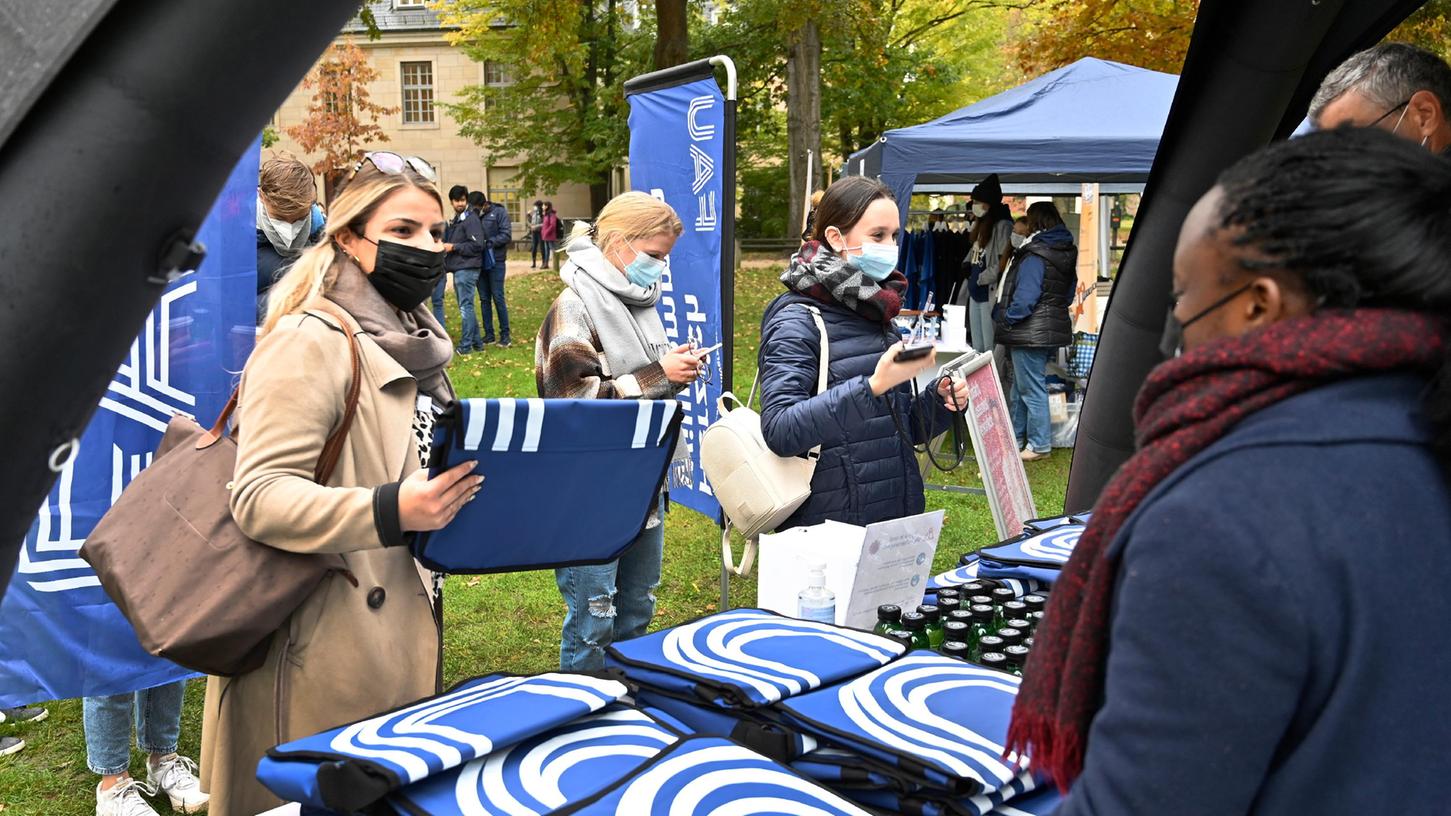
left=478, top=202, right=512, bottom=263
left=444, top=209, right=486, bottom=272
left=994, top=224, right=1076, bottom=348
left=757, top=290, right=955, bottom=529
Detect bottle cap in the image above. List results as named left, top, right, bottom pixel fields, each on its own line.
left=942, top=620, right=970, bottom=639
left=1004, top=645, right=1030, bottom=666
left=887, top=630, right=913, bottom=647
left=917, top=604, right=940, bottom=623
left=938, top=597, right=962, bottom=613
left=1024, top=636, right=1035, bottom=649
left=876, top=604, right=902, bottom=623
left=968, top=595, right=994, bottom=607
left=963, top=581, right=989, bottom=594
left=947, top=609, right=974, bottom=624
left=978, top=635, right=1005, bottom=652
left=901, top=612, right=927, bottom=631
left=970, top=604, right=995, bottom=622
left=996, top=627, right=1024, bottom=646
left=1003, top=601, right=1029, bottom=617
left=1005, top=618, right=1033, bottom=632
left=980, top=652, right=1008, bottom=669
left=936, top=587, right=961, bottom=601
left=942, top=641, right=971, bottom=659
left=1022, top=594, right=1047, bottom=612
left=991, top=587, right=1016, bottom=604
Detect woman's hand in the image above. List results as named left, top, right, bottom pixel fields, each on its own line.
left=399, top=461, right=483, bottom=532
left=937, top=371, right=970, bottom=412
left=868, top=344, right=936, bottom=396
left=659, top=343, right=702, bottom=385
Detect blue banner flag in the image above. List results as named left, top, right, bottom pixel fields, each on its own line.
left=627, top=76, right=726, bottom=522
left=0, top=143, right=259, bottom=707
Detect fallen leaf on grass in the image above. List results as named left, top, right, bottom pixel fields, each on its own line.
left=465, top=577, right=481, bottom=588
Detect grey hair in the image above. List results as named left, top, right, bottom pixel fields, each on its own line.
left=1309, top=43, right=1451, bottom=125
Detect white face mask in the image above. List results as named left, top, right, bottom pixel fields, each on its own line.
left=972, top=203, right=989, bottom=218
left=1010, top=233, right=1027, bottom=249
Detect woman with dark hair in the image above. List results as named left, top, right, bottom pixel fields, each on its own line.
left=995, top=201, right=1076, bottom=461
left=757, top=176, right=970, bottom=530
left=964, top=174, right=1013, bottom=351
left=1008, top=127, right=1451, bottom=814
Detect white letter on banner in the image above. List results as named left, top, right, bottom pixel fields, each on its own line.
left=649, top=188, right=667, bottom=203
left=695, top=191, right=718, bottom=232
left=688, top=96, right=716, bottom=141
left=660, top=293, right=679, bottom=342
left=689, top=145, right=715, bottom=194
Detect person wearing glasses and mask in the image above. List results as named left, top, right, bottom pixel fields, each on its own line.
left=1310, top=42, right=1451, bottom=155
left=200, top=153, right=482, bottom=816
left=757, top=176, right=970, bottom=532
left=535, top=191, right=700, bottom=671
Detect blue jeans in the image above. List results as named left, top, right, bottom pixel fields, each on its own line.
left=970, top=299, right=996, bottom=353
left=1009, top=346, right=1053, bottom=454
left=431, top=276, right=447, bottom=328
left=83, top=681, right=185, bottom=775
left=555, top=499, right=664, bottom=671
left=479, top=263, right=510, bottom=342
left=452, top=268, right=482, bottom=350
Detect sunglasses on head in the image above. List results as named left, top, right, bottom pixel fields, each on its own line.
left=351, top=151, right=438, bottom=183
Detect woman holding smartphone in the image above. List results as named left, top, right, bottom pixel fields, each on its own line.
left=535, top=191, right=700, bottom=671
left=757, top=176, right=971, bottom=531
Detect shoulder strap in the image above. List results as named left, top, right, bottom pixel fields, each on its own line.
left=309, top=301, right=363, bottom=484
left=747, top=302, right=829, bottom=408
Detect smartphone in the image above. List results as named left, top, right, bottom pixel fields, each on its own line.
left=894, top=342, right=935, bottom=362
left=693, top=342, right=724, bottom=359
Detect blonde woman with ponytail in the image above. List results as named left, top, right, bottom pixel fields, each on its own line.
left=200, top=155, right=482, bottom=816
left=535, top=191, right=700, bottom=671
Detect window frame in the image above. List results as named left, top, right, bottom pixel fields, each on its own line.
left=398, top=58, right=437, bottom=128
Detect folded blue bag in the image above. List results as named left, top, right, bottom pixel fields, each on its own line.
left=989, top=782, right=1062, bottom=815
left=551, top=734, right=875, bottom=815
left=777, top=651, right=1035, bottom=797
left=1021, top=512, right=1090, bottom=533
left=605, top=608, right=905, bottom=709
left=929, top=561, right=1045, bottom=599
left=632, top=688, right=816, bottom=762
left=841, top=771, right=1040, bottom=816
left=388, top=704, right=684, bottom=816
left=976, top=525, right=1083, bottom=587
left=791, top=747, right=907, bottom=791
left=414, top=398, right=683, bottom=573
left=256, top=672, right=628, bottom=813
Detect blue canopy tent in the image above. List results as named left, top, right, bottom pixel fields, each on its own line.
left=845, top=58, right=1179, bottom=224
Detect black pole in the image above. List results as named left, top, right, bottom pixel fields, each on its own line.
left=721, top=96, right=738, bottom=394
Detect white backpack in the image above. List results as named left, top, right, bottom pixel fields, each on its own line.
left=701, top=305, right=828, bottom=574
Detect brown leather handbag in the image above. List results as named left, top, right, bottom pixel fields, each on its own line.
left=81, top=303, right=362, bottom=677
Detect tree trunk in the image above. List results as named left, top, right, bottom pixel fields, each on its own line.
left=653, top=0, right=689, bottom=70
left=786, top=20, right=823, bottom=240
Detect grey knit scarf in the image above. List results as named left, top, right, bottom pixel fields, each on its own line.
left=326, top=259, right=455, bottom=403
left=558, top=234, right=673, bottom=378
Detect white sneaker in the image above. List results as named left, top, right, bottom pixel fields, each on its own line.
left=147, top=753, right=210, bottom=814
left=95, top=778, right=160, bottom=816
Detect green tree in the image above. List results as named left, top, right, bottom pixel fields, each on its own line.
left=436, top=0, right=653, bottom=211
left=1007, top=0, right=1197, bottom=75
left=285, top=39, right=397, bottom=202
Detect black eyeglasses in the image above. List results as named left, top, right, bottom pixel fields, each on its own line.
left=1369, top=98, right=1411, bottom=128
left=351, top=151, right=438, bottom=182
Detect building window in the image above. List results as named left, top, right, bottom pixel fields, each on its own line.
left=400, top=61, right=435, bottom=124
left=488, top=184, right=523, bottom=231
left=484, top=61, right=514, bottom=87
left=394, top=0, right=426, bottom=8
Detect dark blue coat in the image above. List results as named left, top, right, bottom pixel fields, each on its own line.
left=478, top=202, right=512, bottom=263
left=444, top=209, right=486, bottom=272
left=757, top=291, right=956, bottom=530
left=1061, top=373, right=1451, bottom=815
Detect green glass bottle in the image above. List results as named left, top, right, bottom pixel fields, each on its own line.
left=980, top=651, right=1009, bottom=673
left=962, top=581, right=990, bottom=597
left=874, top=604, right=902, bottom=637
left=917, top=604, right=945, bottom=649
left=935, top=587, right=962, bottom=603
left=886, top=629, right=913, bottom=649
left=976, top=634, right=1006, bottom=663
left=1022, top=593, right=1048, bottom=615
left=942, top=641, right=972, bottom=661
left=1003, top=645, right=1031, bottom=677
left=900, top=612, right=931, bottom=649
left=1002, top=600, right=1029, bottom=622
left=968, top=604, right=995, bottom=653
left=996, top=627, right=1025, bottom=648
left=1005, top=617, right=1033, bottom=636
left=942, top=620, right=972, bottom=652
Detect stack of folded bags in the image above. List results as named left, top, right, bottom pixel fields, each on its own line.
left=927, top=512, right=1092, bottom=603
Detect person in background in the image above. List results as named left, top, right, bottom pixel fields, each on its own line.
left=476, top=192, right=513, bottom=346
left=963, top=174, right=1013, bottom=353
left=535, top=191, right=700, bottom=671
left=758, top=176, right=970, bottom=530
left=1012, top=127, right=1451, bottom=816
left=527, top=199, right=545, bottom=268
left=443, top=184, right=487, bottom=355
left=994, top=201, right=1075, bottom=462
left=467, top=190, right=487, bottom=218
left=539, top=201, right=560, bottom=268
left=0, top=704, right=44, bottom=758
left=86, top=682, right=208, bottom=815
left=256, top=156, right=324, bottom=324
left=202, top=153, right=478, bottom=815
left=1310, top=42, right=1451, bottom=155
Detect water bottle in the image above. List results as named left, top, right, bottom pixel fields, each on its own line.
left=797, top=563, right=836, bottom=624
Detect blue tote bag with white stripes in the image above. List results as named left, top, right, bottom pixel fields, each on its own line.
left=977, top=524, right=1084, bottom=586
left=255, top=672, right=628, bottom=813
left=552, top=735, right=876, bottom=816
left=605, top=608, right=906, bottom=709
left=388, top=704, right=686, bottom=816
left=928, top=557, right=1046, bottom=601
left=777, top=651, right=1038, bottom=798
left=414, top=398, right=684, bottom=573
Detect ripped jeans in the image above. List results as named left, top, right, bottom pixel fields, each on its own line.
left=554, top=498, right=665, bottom=671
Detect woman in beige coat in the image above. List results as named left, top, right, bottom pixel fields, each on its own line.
left=200, top=154, right=481, bottom=816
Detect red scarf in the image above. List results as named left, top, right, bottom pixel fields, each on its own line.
left=782, top=241, right=906, bottom=324
left=1005, top=308, right=1447, bottom=791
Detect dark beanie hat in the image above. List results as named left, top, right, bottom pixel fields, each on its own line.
left=970, top=173, right=1003, bottom=204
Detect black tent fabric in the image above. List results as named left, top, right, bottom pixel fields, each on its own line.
left=1065, top=0, right=1427, bottom=512
left=0, top=0, right=360, bottom=600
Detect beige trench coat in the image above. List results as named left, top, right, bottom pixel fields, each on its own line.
left=199, top=305, right=442, bottom=816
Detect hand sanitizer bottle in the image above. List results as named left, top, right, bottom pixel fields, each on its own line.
left=798, top=563, right=836, bottom=624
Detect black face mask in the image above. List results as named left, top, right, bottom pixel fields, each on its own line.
left=1158, top=282, right=1254, bottom=359
left=364, top=238, right=446, bottom=312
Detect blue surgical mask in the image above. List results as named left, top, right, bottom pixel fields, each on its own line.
left=850, top=241, right=899, bottom=281
left=619, top=242, right=667, bottom=288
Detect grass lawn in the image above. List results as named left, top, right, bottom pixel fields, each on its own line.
left=0, top=260, right=1071, bottom=815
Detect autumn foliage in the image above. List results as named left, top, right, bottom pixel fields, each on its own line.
left=286, top=40, right=398, bottom=200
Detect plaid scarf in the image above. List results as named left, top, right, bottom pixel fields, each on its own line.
left=781, top=241, right=906, bottom=324
left=1006, top=308, right=1448, bottom=791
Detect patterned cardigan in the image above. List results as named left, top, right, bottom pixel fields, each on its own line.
left=534, top=287, right=678, bottom=400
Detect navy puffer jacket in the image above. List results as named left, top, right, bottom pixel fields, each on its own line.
left=757, top=291, right=956, bottom=530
